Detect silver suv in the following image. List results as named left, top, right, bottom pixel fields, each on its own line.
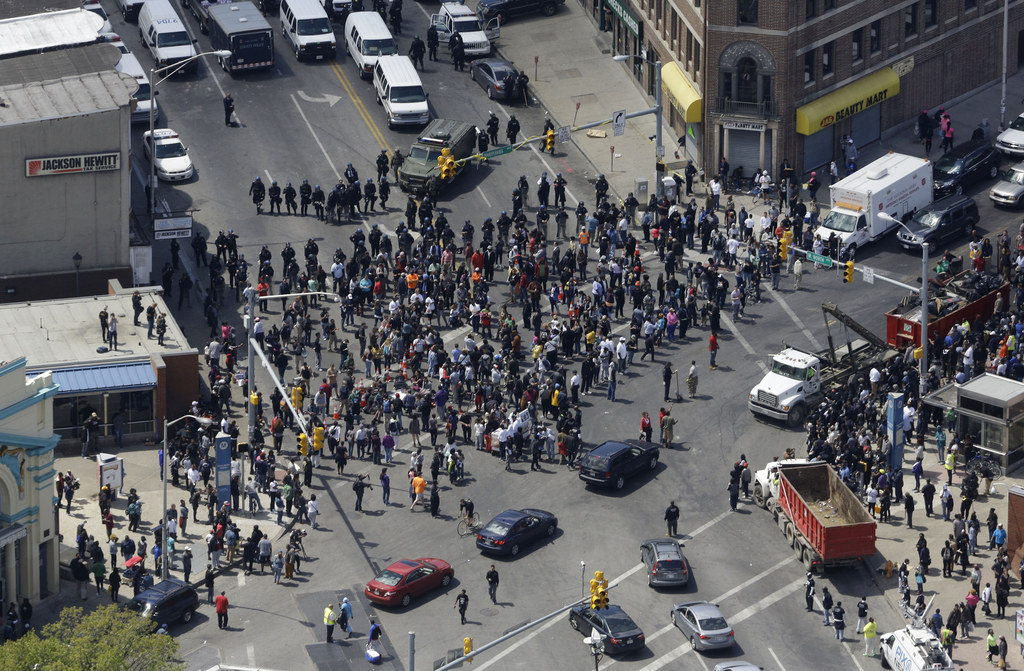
left=640, top=538, right=689, bottom=587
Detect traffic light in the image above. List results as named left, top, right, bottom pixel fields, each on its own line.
left=589, top=571, right=608, bottom=609
left=779, top=236, right=788, bottom=261
left=291, top=385, right=304, bottom=411
left=440, top=156, right=456, bottom=180
left=463, top=637, right=474, bottom=662
left=313, top=425, right=325, bottom=453
left=843, top=260, right=855, bottom=283
left=545, top=129, right=555, bottom=152
left=298, top=432, right=308, bottom=456
left=595, top=588, right=609, bottom=610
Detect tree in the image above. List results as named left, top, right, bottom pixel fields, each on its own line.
left=0, top=605, right=183, bottom=671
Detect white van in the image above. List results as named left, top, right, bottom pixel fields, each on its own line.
left=280, top=0, right=336, bottom=60
left=430, top=2, right=498, bottom=58
left=345, top=12, right=397, bottom=79
left=116, top=52, right=158, bottom=124
left=138, top=0, right=198, bottom=75
left=373, top=55, right=430, bottom=128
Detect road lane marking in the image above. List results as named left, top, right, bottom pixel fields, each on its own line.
left=767, top=287, right=823, bottom=350
left=264, top=169, right=274, bottom=184
left=476, top=184, right=492, bottom=208
left=247, top=642, right=256, bottom=666
left=683, top=510, right=731, bottom=541
left=237, top=572, right=246, bottom=587
left=291, top=94, right=341, bottom=181
left=769, top=647, right=788, bottom=671
left=719, top=312, right=768, bottom=373
left=330, top=60, right=389, bottom=152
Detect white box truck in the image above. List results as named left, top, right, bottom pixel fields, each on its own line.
left=814, top=152, right=932, bottom=259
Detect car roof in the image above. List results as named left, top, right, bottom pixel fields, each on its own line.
left=674, top=600, right=721, bottom=615
left=386, top=559, right=424, bottom=575
left=642, top=539, right=683, bottom=556
left=587, top=440, right=641, bottom=456
left=943, top=139, right=993, bottom=158
left=494, top=509, right=528, bottom=523
left=926, top=193, right=976, bottom=210
left=714, top=663, right=762, bottom=671
left=136, top=578, right=191, bottom=599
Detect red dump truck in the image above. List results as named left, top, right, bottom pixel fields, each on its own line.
left=753, top=461, right=876, bottom=573
left=885, top=270, right=1009, bottom=348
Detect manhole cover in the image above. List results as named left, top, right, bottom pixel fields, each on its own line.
left=480, top=607, right=497, bottom=617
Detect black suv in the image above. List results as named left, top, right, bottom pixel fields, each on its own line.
left=578, top=440, right=659, bottom=489
left=932, top=140, right=1001, bottom=198
left=896, top=194, right=979, bottom=252
left=127, top=578, right=200, bottom=625
left=476, top=0, right=564, bottom=24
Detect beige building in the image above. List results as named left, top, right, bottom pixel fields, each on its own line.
left=598, top=0, right=1024, bottom=178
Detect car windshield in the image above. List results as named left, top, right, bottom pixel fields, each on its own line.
left=390, top=86, right=426, bottom=103
left=374, top=569, right=403, bottom=586
left=656, top=560, right=684, bottom=570
left=1003, top=168, right=1024, bottom=185
left=157, top=31, right=192, bottom=47
left=820, top=210, right=858, bottom=233
left=297, top=18, right=332, bottom=35
left=770, top=360, right=806, bottom=381
left=409, top=146, right=442, bottom=162
left=362, top=38, right=398, bottom=56
left=604, top=612, right=637, bottom=634
left=125, top=599, right=150, bottom=615
left=155, top=142, right=187, bottom=159
left=1010, top=116, right=1024, bottom=131
left=933, top=155, right=963, bottom=176
left=698, top=616, right=729, bottom=631
left=492, top=65, right=514, bottom=79
left=910, top=210, right=942, bottom=229
left=453, top=18, right=482, bottom=32
left=484, top=519, right=512, bottom=535
left=583, top=454, right=610, bottom=470
left=135, top=82, right=152, bottom=101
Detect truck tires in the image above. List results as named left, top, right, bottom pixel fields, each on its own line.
left=786, top=403, right=806, bottom=428
left=783, top=521, right=796, bottom=547
left=753, top=483, right=765, bottom=508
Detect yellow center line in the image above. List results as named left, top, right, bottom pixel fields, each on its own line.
left=330, top=60, right=391, bottom=155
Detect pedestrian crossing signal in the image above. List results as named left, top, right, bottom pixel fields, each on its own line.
left=843, top=260, right=855, bottom=283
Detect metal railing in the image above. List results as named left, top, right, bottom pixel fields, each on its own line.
left=712, top=97, right=779, bottom=118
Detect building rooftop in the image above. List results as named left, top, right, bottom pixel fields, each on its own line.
left=0, top=0, right=82, bottom=22
left=0, top=42, right=122, bottom=87
left=959, top=373, right=1024, bottom=404
left=0, top=289, right=196, bottom=372
left=0, top=8, right=104, bottom=58
left=0, top=69, right=137, bottom=127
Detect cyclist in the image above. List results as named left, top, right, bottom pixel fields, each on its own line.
left=459, top=498, right=475, bottom=524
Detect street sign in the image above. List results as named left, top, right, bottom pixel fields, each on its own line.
left=805, top=252, right=833, bottom=267
left=155, top=228, right=192, bottom=240
left=557, top=125, right=571, bottom=144
left=153, top=215, right=192, bottom=231
left=612, top=109, right=626, bottom=137
left=481, top=146, right=514, bottom=159
left=656, top=144, right=665, bottom=157
left=862, top=267, right=875, bottom=284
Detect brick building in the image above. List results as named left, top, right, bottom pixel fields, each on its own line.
left=596, top=0, right=1024, bottom=179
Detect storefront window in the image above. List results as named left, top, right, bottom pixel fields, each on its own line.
left=737, top=0, right=757, bottom=26
left=127, top=390, right=155, bottom=433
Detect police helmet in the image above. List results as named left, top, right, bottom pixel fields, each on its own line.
left=271, top=180, right=277, bottom=185
left=254, top=176, right=261, bottom=181
left=315, top=185, right=320, bottom=189
left=303, top=179, right=308, bottom=184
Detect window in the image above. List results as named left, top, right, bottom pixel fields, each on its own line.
left=823, top=0, right=834, bottom=9
left=870, top=19, right=881, bottom=53
left=965, top=0, right=976, bottom=8
left=737, top=0, right=758, bottom=25
left=805, top=0, right=815, bottom=19
left=694, top=41, right=700, bottom=73
left=822, top=41, right=834, bottom=76
left=804, top=50, right=815, bottom=84
left=924, top=0, right=937, bottom=26
left=852, top=28, right=863, bottom=61
left=686, top=31, right=693, bottom=64
left=905, top=3, right=918, bottom=38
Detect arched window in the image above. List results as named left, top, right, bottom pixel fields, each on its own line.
left=718, top=41, right=777, bottom=117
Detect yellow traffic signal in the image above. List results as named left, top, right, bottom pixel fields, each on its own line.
left=843, top=260, right=855, bottom=283
left=596, top=588, right=609, bottom=609
left=545, top=129, right=555, bottom=152
left=298, top=432, right=308, bottom=456
left=463, top=636, right=474, bottom=662
left=440, top=157, right=456, bottom=180
left=313, top=425, right=325, bottom=453
left=590, top=593, right=601, bottom=609
left=779, top=237, right=788, bottom=261
left=437, top=154, right=447, bottom=168
left=291, top=385, right=304, bottom=410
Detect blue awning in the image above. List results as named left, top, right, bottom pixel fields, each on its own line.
left=42, top=362, right=157, bottom=395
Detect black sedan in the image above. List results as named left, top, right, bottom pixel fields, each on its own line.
left=476, top=508, right=557, bottom=556
left=469, top=58, right=521, bottom=101
left=568, top=604, right=646, bottom=655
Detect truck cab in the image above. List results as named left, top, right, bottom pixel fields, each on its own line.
left=816, top=206, right=869, bottom=257
left=430, top=2, right=498, bottom=57
left=747, top=348, right=820, bottom=426
left=878, top=626, right=954, bottom=671
left=751, top=458, right=808, bottom=508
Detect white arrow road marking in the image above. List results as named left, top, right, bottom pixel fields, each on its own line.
left=296, top=90, right=343, bottom=107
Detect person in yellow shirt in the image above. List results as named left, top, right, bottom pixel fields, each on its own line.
left=324, top=603, right=338, bottom=643
left=862, top=617, right=877, bottom=656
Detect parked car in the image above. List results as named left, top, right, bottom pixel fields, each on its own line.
left=578, top=440, right=659, bottom=490
left=896, top=194, right=979, bottom=251
left=990, top=160, right=1024, bottom=207
left=640, top=538, right=689, bottom=587
left=932, top=140, right=1000, bottom=198
left=713, top=663, right=763, bottom=671
left=469, top=57, right=520, bottom=101
left=142, top=128, right=194, bottom=181
left=476, top=508, right=557, bottom=556
left=126, top=578, right=200, bottom=625
left=670, top=601, right=735, bottom=652
left=476, top=0, right=564, bottom=24
left=996, top=112, right=1024, bottom=156
left=364, top=558, right=453, bottom=607
left=568, top=604, right=646, bottom=655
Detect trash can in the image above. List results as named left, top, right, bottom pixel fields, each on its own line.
left=634, top=176, right=649, bottom=199
left=661, top=176, right=677, bottom=201
left=975, top=118, right=991, bottom=142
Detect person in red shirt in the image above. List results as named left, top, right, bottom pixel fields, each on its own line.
left=709, top=332, right=720, bottom=369
left=215, top=591, right=229, bottom=629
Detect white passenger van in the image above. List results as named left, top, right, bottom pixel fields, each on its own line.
left=280, top=0, right=336, bottom=60
left=138, top=0, right=198, bottom=75
left=345, top=12, right=397, bottom=79
left=373, top=55, right=430, bottom=128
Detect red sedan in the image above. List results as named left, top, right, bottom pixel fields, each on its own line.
left=364, top=558, right=454, bottom=608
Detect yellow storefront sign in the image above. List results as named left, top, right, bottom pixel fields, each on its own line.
left=660, top=62, right=702, bottom=124
left=795, top=67, right=899, bottom=135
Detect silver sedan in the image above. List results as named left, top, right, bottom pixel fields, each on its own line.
left=469, top=57, right=521, bottom=101
left=670, top=601, right=735, bottom=652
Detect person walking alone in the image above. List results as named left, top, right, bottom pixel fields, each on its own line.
left=454, top=589, right=469, bottom=625
left=821, top=587, right=834, bottom=624
left=486, top=565, right=499, bottom=604
left=855, top=597, right=869, bottom=633
left=709, top=332, right=719, bottom=369
left=223, top=94, right=235, bottom=127
left=215, top=591, right=229, bottom=629
left=804, top=572, right=815, bottom=611
left=863, top=617, right=878, bottom=656
left=665, top=500, right=680, bottom=536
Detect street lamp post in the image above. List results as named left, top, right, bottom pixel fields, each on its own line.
left=612, top=55, right=663, bottom=198
left=162, top=414, right=214, bottom=580
left=148, top=51, right=231, bottom=215
left=72, top=251, right=82, bottom=297
left=880, top=213, right=929, bottom=399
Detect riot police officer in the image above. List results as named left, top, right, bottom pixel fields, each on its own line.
left=391, top=149, right=405, bottom=180
left=283, top=182, right=298, bottom=215
left=426, top=23, right=439, bottom=61
left=344, top=163, right=359, bottom=185
left=477, top=128, right=489, bottom=154
left=511, top=188, right=523, bottom=215
left=506, top=115, right=520, bottom=145
left=249, top=176, right=265, bottom=214
left=268, top=180, right=282, bottom=214
left=553, top=173, right=567, bottom=208
left=405, top=195, right=417, bottom=229
left=347, top=182, right=360, bottom=216
left=594, top=174, right=609, bottom=202
left=378, top=176, right=391, bottom=209
left=409, top=35, right=425, bottom=70
left=389, top=2, right=401, bottom=35
left=486, top=112, right=500, bottom=146
left=258, top=245, right=272, bottom=267
left=375, top=150, right=389, bottom=182
left=299, top=179, right=312, bottom=216
left=304, top=238, right=319, bottom=263
left=536, top=172, right=551, bottom=207
left=312, top=185, right=326, bottom=221
left=363, top=178, right=377, bottom=212
left=481, top=217, right=495, bottom=246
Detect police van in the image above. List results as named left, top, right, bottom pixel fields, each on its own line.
left=139, top=0, right=199, bottom=75
left=429, top=2, right=498, bottom=58
left=280, top=0, right=336, bottom=60
left=878, top=626, right=954, bottom=671
left=373, top=55, right=430, bottom=128
left=345, top=12, right=397, bottom=79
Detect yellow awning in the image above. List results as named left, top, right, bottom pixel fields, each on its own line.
left=661, top=62, right=702, bottom=124
left=795, top=67, right=900, bottom=135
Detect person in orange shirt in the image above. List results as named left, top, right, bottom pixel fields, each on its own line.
left=407, top=272, right=419, bottom=291
left=256, top=280, right=270, bottom=312
left=410, top=474, right=426, bottom=510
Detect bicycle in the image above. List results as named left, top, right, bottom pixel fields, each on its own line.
left=965, top=453, right=1003, bottom=480
left=457, top=511, right=481, bottom=537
